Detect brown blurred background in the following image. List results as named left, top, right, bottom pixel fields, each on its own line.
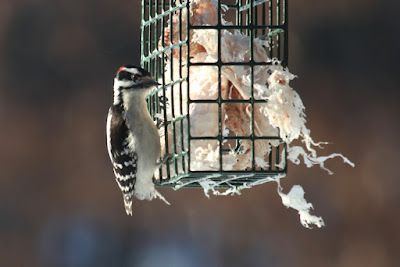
left=0, top=0, right=399, bottom=266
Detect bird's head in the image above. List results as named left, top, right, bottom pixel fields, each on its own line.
left=114, top=65, right=160, bottom=90
left=113, top=65, right=159, bottom=105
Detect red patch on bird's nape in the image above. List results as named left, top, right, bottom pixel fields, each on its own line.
left=117, top=66, right=125, bottom=73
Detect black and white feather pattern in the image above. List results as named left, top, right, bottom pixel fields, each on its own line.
left=106, top=105, right=137, bottom=215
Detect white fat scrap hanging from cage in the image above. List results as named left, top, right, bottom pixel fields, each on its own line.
left=155, top=0, right=354, bottom=229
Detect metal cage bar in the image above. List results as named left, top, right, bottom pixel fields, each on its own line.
left=141, top=0, right=288, bottom=188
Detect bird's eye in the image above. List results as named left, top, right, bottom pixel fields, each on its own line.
left=132, top=74, right=141, bottom=81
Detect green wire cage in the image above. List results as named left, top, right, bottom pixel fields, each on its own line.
left=141, top=0, right=288, bottom=188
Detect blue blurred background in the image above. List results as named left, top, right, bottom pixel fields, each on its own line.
left=0, top=0, right=399, bottom=266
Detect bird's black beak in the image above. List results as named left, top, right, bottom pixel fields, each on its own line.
left=151, top=80, right=161, bottom=86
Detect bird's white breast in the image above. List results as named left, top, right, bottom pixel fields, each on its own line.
left=123, top=91, right=161, bottom=180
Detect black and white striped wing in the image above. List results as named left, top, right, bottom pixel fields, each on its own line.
left=106, top=106, right=137, bottom=215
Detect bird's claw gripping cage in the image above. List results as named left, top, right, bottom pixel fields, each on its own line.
left=141, top=0, right=288, bottom=188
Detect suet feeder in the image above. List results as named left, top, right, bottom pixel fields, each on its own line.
left=141, top=0, right=288, bottom=188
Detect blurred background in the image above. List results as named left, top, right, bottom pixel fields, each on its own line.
left=0, top=0, right=399, bottom=266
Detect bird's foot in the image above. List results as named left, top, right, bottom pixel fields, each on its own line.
left=157, top=154, right=173, bottom=166
left=156, top=118, right=164, bottom=129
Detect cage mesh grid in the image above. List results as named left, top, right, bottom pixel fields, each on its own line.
left=141, top=0, right=288, bottom=187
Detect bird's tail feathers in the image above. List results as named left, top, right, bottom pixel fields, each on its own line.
left=123, top=194, right=133, bottom=216
left=155, top=189, right=170, bottom=205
